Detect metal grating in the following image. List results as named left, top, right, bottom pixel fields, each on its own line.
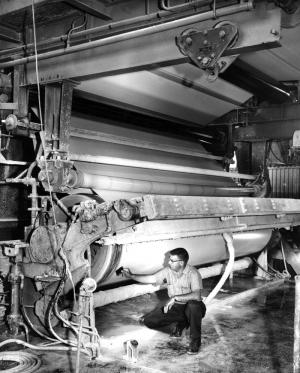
left=269, top=166, right=300, bottom=198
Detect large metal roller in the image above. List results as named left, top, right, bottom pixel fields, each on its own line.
left=59, top=114, right=267, bottom=287
left=69, top=114, right=255, bottom=201
left=94, top=230, right=272, bottom=286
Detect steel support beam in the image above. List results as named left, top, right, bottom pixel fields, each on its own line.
left=23, top=3, right=281, bottom=84
left=13, top=65, right=28, bottom=117
left=44, top=81, right=76, bottom=152
left=64, top=0, right=111, bottom=19
left=82, top=193, right=300, bottom=245
left=0, top=25, right=21, bottom=44
left=233, top=103, right=300, bottom=141
left=152, top=67, right=243, bottom=107
left=0, top=0, right=110, bottom=19
left=0, top=0, right=54, bottom=16
left=234, top=120, right=300, bottom=141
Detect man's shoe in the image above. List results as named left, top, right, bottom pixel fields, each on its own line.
left=187, top=338, right=200, bottom=354
left=170, top=325, right=184, bottom=338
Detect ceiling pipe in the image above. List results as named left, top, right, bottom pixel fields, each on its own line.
left=70, top=153, right=256, bottom=180
left=0, top=1, right=254, bottom=69
left=159, top=0, right=212, bottom=12
left=0, top=0, right=250, bottom=59
left=68, top=170, right=255, bottom=196
left=0, top=3, right=208, bottom=58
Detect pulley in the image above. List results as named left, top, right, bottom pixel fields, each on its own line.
left=176, top=21, right=239, bottom=80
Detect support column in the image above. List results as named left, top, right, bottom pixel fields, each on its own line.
left=44, top=80, right=77, bottom=154
left=294, top=275, right=300, bottom=373
left=13, top=65, right=28, bottom=117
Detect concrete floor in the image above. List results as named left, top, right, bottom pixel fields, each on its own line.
left=0, top=275, right=295, bottom=373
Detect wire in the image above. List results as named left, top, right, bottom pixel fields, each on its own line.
left=0, top=350, right=41, bottom=373
left=20, top=284, right=57, bottom=342
left=45, top=277, right=78, bottom=347
left=0, top=339, right=90, bottom=356
left=29, top=1, right=91, bottom=351
left=252, top=257, right=276, bottom=278
left=31, top=0, right=57, bottom=226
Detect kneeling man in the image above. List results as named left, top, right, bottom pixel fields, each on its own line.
left=122, top=247, right=206, bottom=354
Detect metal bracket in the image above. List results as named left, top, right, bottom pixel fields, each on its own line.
left=176, top=21, right=238, bottom=78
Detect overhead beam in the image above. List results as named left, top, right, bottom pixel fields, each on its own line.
left=233, top=103, right=300, bottom=141
left=0, top=0, right=57, bottom=16
left=73, top=89, right=205, bottom=129
left=0, top=0, right=110, bottom=19
left=0, top=25, right=21, bottom=44
left=152, top=68, right=243, bottom=107
left=64, top=0, right=111, bottom=19
left=22, top=2, right=281, bottom=84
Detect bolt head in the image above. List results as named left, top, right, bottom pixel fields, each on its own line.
left=185, top=37, right=193, bottom=46
left=219, top=30, right=226, bottom=38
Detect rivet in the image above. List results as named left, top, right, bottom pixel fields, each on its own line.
left=219, top=30, right=226, bottom=38
left=202, top=57, right=210, bottom=65
left=186, top=37, right=193, bottom=46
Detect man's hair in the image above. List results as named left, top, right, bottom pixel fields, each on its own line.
left=170, top=247, right=189, bottom=264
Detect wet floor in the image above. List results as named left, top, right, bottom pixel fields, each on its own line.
left=0, top=275, right=296, bottom=372
left=93, top=276, right=294, bottom=373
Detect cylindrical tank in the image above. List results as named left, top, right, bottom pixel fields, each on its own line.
left=63, top=114, right=269, bottom=287
left=69, top=113, right=242, bottom=201
left=90, top=230, right=272, bottom=286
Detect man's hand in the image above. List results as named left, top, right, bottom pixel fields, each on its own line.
left=121, top=268, right=133, bottom=279
left=163, top=297, right=175, bottom=314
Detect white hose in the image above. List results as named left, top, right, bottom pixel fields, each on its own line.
left=0, top=351, right=41, bottom=373
left=204, top=232, right=235, bottom=305
left=0, top=339, right=90, bottom=356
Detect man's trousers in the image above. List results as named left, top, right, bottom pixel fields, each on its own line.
left=143, top=300, right=206, bottom=341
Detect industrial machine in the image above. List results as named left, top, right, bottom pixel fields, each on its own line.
left=1, top=0, right=300, bottom=359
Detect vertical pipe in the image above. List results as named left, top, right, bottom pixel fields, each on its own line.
left=294, top=275, right=300, bottom=373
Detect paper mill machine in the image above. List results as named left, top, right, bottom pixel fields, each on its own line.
left=1, top=0, right=300, bottom=357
